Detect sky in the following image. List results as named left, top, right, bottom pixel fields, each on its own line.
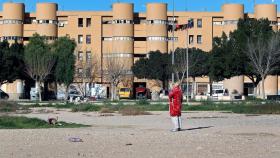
left=0, top=0, right=279, bottom=13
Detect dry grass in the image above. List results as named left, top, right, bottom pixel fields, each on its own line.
left=119, top=106, right=152, bottom=116
left=99, top=107, right=115, bottom=114
left=0, top=101, right=30, bottom=113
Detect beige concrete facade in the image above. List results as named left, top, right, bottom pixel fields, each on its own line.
left=0, top=2, right=279, bottom=99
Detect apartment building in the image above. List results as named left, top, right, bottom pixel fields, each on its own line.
left=0, top=2, right=279, bottom=99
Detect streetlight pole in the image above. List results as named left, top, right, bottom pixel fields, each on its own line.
left=172, top=0, right=175, bottom=84
left=186, top=26, right=189, bottom=104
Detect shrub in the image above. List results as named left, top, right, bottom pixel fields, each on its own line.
left=119, top=106, right=152, bottom=116
left=71, top=104, right=101, bottom=112
left=0, top=101, right=29, bottom=112
left=99, top=107, right=115, bottom=113
left=136, top=99, right=150, bottom=105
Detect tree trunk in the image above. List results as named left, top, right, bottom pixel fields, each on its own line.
left=111, top=83, right=114, bottom=101
left=162, top=80, right=166, bottom=90
left=0, top=83, right=2, bottom=98
left=191, top=77, right=196, bottom=99
left=209, top=78, right=213, bottom=96
left=261, top=76, right=265, bottom=99
left=84, top=82, right=87, bottom=97
left=65, top=84, right=70, bottom=101
left=253, top=84, right=258, bottom=97
left=36, top=81, right=42, bottom=101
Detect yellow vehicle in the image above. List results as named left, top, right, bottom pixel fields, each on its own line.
left=118, top=87, right=133, bottom=99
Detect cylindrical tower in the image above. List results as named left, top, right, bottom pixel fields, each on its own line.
left=255, top=4, right=277, bottom=30
left=222, top=4, right=244, bottom=37
left=222, top=4, right=244, bottom=95
left=2, top=2, right=24, bottom=43
left=255, top=4, right=278, bottom=95
left=36, top=3, right=58, bottom=39
left=146, top=3, right=168, bottom=53
left=112, top=3, right=134, bottom=73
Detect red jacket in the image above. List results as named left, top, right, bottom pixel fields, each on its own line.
left=169, top=86, right=183, bottom=116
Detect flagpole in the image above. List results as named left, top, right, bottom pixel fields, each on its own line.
left=186, top=0, right=189, bottom=105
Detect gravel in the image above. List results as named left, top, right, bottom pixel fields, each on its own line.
left=0, top=108, right=279, bottom=158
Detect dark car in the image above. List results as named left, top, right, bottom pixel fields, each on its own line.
left=0, top=89, right=9, bottom=99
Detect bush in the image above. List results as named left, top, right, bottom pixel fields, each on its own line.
left=136, top=99, right=150, bottom=105
left=119, top=106, right=152, bottom=116
left=231, top=103, right=280, bottom=114
left=71, top=104, right=101, bottom=112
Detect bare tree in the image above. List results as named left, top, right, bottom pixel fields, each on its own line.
left=103, top=55, right=127, bottom=101
left=173, top=49, right=188, bottom=84
left=246, top=34, right=280, bottom=99
left=75, top=51, right=100, bottom=97
left=173, top=48, right=208, bottom=99
left=25, top=54, right=56, bottom=101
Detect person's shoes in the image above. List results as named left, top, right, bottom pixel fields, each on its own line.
left=170, top=129, right=179, bottom=132
left=178, top=128, right=181, bottom=131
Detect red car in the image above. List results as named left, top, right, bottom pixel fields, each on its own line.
left=136, top=87, right=151, bottom=99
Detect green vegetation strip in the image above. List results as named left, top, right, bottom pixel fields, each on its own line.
left=5, top=100, right=280, bottom=115
left=0, top=116, right=89, bottom=129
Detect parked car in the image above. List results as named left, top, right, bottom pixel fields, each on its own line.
left=0, top=89, right=9, bottom=100
left=56, top=90, right=66, bottom=100
left=213, top=89, right=225, bottom=97
left=136, top=87, right=151, bottom=99
left=67, top=91, right=84, bottom=100
left=118, top=87, right=133, bottom=99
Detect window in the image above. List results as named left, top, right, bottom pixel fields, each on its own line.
left=102, top=37, right=112, bottom=41
left=86, top=35, right=91, bottom=44
left=78, top=35, right=83, bottom=44
left=134, top=17, right=146, bottom=24
left=147, top=36, right=168, bottom=41
left=112, top=36, right=133, bottom=41
left=189, top=35, right=194, bottom=44
left=86, top=51, right=92, bottom=61
left=78, top=51, right=83, bottom=61
left=86, top=18, right=91, bottom=27
left=197, top=84, right=208, bottom=95
left=112, top=19, right=133, bottom=24
left=197, top=35, right=202, bottom=44
left=134, top=37, right=146, bottom=41
left=78, top=18, right=83, bottom=27
left=213, top=21, right=223, bottom=25
left=197, top=19, right=202, bottom=28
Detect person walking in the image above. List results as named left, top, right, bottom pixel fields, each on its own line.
left=169, top=82, right=183, bottom=132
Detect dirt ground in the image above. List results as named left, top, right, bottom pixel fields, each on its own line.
left=0, top=108, right=280, bottom=158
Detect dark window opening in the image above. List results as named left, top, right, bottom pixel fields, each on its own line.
left=134, top=54, right=147, bottom=58
left=78, top=18, right=83, bottom=27
left=86, top=18, right=91, bottom=27
left=134, top=37, right=146, bottom=41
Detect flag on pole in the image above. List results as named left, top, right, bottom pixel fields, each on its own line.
left=168, top=18, right=194, bottom=32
